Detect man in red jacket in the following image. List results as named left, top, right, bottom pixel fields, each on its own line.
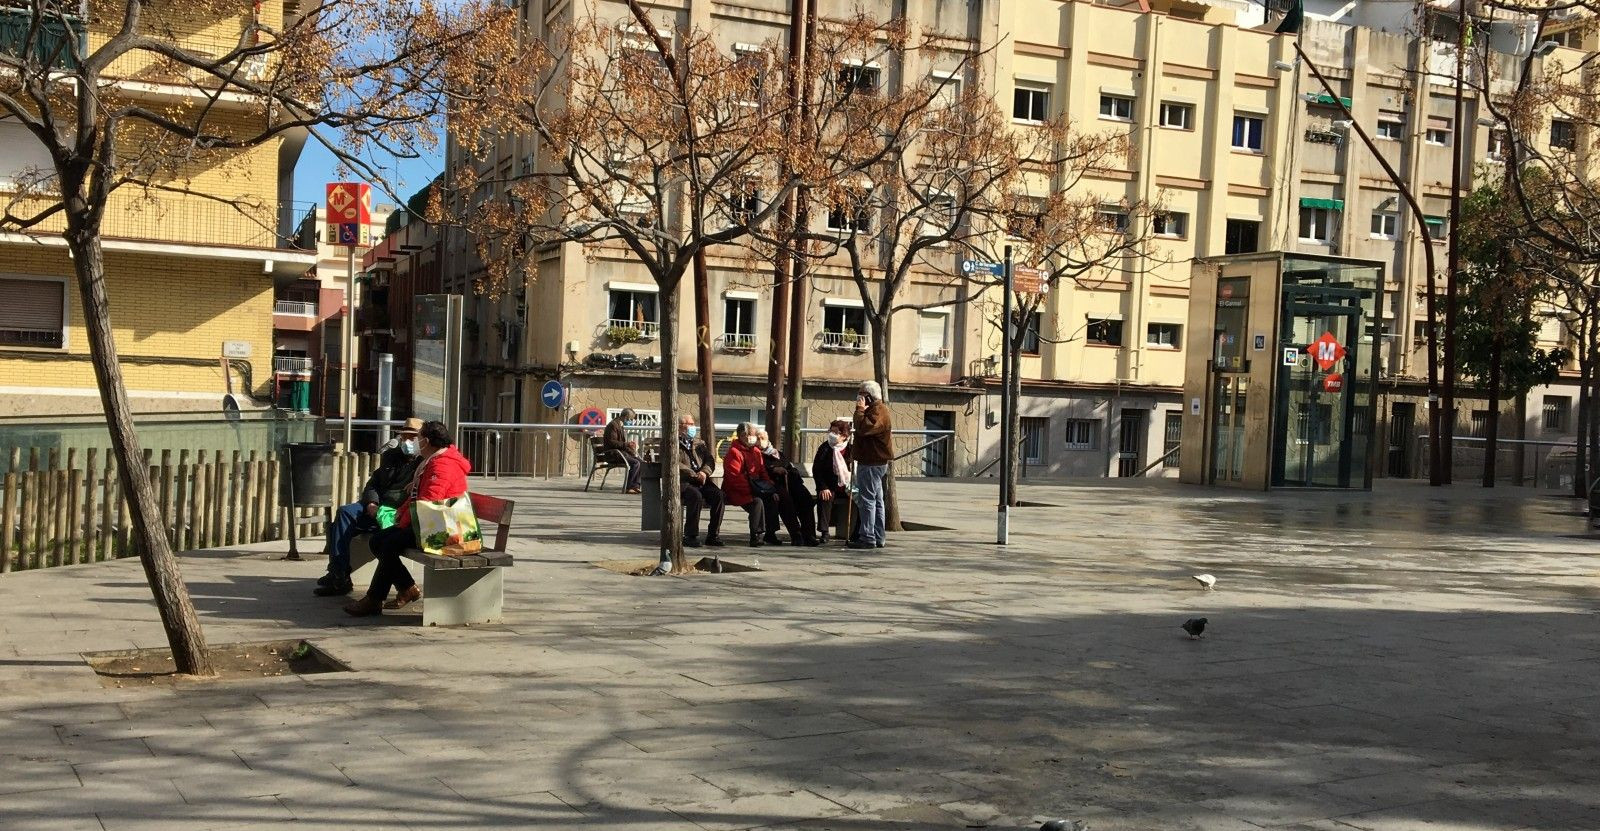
left=345, top=420, right=472, bottom=616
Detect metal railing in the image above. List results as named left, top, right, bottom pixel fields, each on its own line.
left=6, top=195, right=318, bottom=250
left=718, top=333, right=757, bottom=352
left=273, top=300, right=317, bottom=316
left=819, top=331, right=868, bottom=353
left=0, top=8, right=83, bottom=70
left=912, top=347, right=951, bottom=365
left=1414, top=434, right=1577, bottom=489
left=605, top=319, right=660, bottom=340
left=271, top=355, right=312, bottom=373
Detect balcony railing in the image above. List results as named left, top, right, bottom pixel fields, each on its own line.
left=819, top=331, right=868, bottom=353
left=274, top=300, right=317, bottom=316
left=1, top=194, right=319, bottom=251
left=272, top=355, right=313, bottom=373
left=912, top=346, right=951, bottom=365
left=606, top=319, right=660, bottom=342
left=0, top=8, right=85, bottom=70
left=718, top=333, right=756, bottom=352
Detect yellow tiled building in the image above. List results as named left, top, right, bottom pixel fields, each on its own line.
left=0, top=2, right=316, bottom=418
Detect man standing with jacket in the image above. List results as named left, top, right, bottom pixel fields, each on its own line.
left=849, top=381, right=892, bottom=550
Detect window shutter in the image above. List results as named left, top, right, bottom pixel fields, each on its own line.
left=0, top=278, right=64, bottom=332
left=917, top=312, right=945, bottom=351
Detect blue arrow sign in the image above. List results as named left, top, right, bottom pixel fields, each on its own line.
left=540, top=379, right=565, bottom=410
left=960, top=259, right=1003, bottom=277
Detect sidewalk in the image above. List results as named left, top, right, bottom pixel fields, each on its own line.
left=2, top=477, right=1597, bottom=830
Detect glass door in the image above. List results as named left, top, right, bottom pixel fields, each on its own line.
left=1274, top=289, right=1361, bottom=487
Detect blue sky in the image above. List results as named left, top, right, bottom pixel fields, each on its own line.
left=292, top=141, right=444, bottom=212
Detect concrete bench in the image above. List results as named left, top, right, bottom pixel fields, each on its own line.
left=349, top=492, right=516, bottom=626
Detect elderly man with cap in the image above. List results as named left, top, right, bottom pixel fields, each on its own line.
left=603, top=407, right=644, bottom=493
left=314, top=417, right=425, bottom=596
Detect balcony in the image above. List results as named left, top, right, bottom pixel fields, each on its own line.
left=717, top=333, right=756, bottom=353
left=819, top=331, right=868, bottom=353
left=605, top=319, right=659, bottom=344
left=274, top=300, right=317, bottom=316
left=272, top=355, right=313, bottom=373
left=912, top=347, right=951, bottom=365
left=0, top=7, right=85, bottom=70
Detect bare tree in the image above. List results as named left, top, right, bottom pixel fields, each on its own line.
left=439, top=5, right=806, bottom=572
left=0, top=0, right=486, bottom=674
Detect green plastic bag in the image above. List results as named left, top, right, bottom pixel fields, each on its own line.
left=376, top=505, right=398, bottom=529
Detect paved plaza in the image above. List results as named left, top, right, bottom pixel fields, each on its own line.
left=2, top=477, right=1598, bottom=831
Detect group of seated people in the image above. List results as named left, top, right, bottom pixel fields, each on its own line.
left=672, top=415, right=855, bottom=549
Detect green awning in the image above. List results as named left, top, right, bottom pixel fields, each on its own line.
left=1310, top=93, right=1353, bottom=108
left=1300, top=197, right=1344, bottom=211
left=1423, top=216, right=1445, bottom=226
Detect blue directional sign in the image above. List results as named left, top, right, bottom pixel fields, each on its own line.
left=540, top=379, right=565, bottom=410
left=960, top=259, right=1003, bottom=277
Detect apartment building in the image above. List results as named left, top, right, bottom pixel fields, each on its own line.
left=273, top=206, right=392, bottom=415
left=446, top=0, right=1593, bottom=478
left=0, top=1, right=317, bottom=418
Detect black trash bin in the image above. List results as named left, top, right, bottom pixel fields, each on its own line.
left=280, top=442, right=335, bottom=507
left=640, top=461, right=662, bottom=531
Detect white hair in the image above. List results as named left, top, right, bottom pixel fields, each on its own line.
left=860, top=380, right=882, bottom=402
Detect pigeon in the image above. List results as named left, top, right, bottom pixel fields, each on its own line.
left=1182, top=618, right=1207, bottom=639
left=1040, top=820, right=1089, bottom=831
left=1192, top=573, right=1216, bottom=591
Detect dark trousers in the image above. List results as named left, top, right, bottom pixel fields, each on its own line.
left=364, top=524, right=417, bottom=601
left=325, top=502, right=376, bottom=576
left=778, top=484, right=815, bottom=543
left=619, top=452, right=643, bottom=490
left=765, top=491, right=803, bottom=542
left=682, top=481, right=725, bottom=540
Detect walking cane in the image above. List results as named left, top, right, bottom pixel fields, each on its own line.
left=844, top=460, right=857, bottom=543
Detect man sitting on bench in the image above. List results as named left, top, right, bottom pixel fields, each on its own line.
left=604, top=408, right=644, bottom=494
left=344, top=420, right=472, bottom=616
left=315, top=417, right=423, bottom=596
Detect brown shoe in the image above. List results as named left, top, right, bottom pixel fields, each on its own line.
left=343, top=595, right=383, bottom=617
left=626, top=488, right=642, bottom=495
left=384, top=585, right=422, bottom=610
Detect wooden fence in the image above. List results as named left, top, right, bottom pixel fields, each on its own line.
left=0, top=447, right=379, bottom=573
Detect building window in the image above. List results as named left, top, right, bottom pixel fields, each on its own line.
left=1299, top=207, right=1334, bottom=243
left=732, top=44, right=766, bottom=104
left=1021, top=416, right=1048, bottom=464
left=727, top=185, right=760, bottom=225
left=821, top=304, right=868, bottom=351
left=0, top=276, right=66, bottom=348
left=1551, top=119, right=1576, bottom=150
left=826, top=191, right=872, bottom=234
left=1377, top=116, right=1404, bottom=140
left=1426, top=117, right=1452, bottom=146
left=1065, top=419, right=1097, bottom=450
left=1013, top=82, right=1050, bottom=123
left=1087, top=317, right=1123, bottom=346
left=1147, top=322, right=1182, bottom=348
left=1007, top=196, right=1044, bottom=239
left=837, top=63, right=880, bottom=95
left=1097, top=206, right=1129, bottom=234
left=1159, top=101, right=1193, bottom=130
left=722, top=297, right=756, bottom=350
left=1424, top=217, right=1447, bottom=241
left=1370, top=211, right=1397, bottom=239
left=1152, top=211, right=1188, bottom=239
left=1543, top=395, right=1570, bottom=431
left=1225, top=218, right=1260, bottom=254
left=931, top=71, right=962, bottom=108
left=608, top=288, right=659, bottom=336
left=1019, top=311, right=1042, bottom=355
left=914, top=311, right=950, bottom=364
left=1413, top=319, right=1434, bottom=343
left=1487, top=129, right=1509, bottom=160
left=1469, top=409, right=1490, bottom=438
left=1232, top=114, right=1265, bottom=152
left=1163, top=411, right=1182, bottom=463
left=1099, top=94, right=1134, bottom=121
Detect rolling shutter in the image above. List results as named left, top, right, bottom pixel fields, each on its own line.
left=0, top=278, right=65, bottom=346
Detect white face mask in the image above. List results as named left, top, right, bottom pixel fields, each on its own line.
left=400, top=439, right=418, bottom=456
left=744, top=435, right=758, bottom=446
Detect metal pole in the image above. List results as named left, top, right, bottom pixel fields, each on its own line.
left=343, top=246, right=357, bottom=452
left=998, top=245, right=1013, bottom=545
left=377, top=352, right=393, bottom=447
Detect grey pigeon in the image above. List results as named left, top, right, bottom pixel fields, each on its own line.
left=1182, top=618, right=1207, bottom=639
left=1040, top=820, right=1089, bottom=831
left=1192, top=573, right=1216, bottom=590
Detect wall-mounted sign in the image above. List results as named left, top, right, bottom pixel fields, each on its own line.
left=1282, top=347, right=1299, bottom=367
left=222, top=340, right=252, bottom=358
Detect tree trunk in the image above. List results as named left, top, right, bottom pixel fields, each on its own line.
left=1588, top=313, right=1600, bottom=501
left=1483, top=339, right=1501, bottom=488
left=867, top=311, right=903, bottom=532
left=1576, top=335, right=1591, bottom=500
left=781, top=196, right=809, bottom=460
left=67, top=230, right=213, bottom=676
left=1511, top=391, right=1527, bottom=487
left=693, top=249, right=714, bottom=442
left=658, top=279, right=687, bottom=572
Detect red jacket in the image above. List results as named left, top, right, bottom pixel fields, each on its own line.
left=721, top=441, right=770, bottom=507
left=398, top=445, right=472, bottom=528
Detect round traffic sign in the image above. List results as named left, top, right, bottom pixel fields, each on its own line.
left=577, top=406, right=606, bottom=433
left=540, top=379, right=566, bottom=410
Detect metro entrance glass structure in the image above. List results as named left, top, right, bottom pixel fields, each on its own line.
left=1178, top=252, right=1382, bottom=491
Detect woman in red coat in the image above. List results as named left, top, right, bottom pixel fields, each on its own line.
left=722, top=421, right=780, bottom=547
left=345, top=420, right=472, bottom=616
